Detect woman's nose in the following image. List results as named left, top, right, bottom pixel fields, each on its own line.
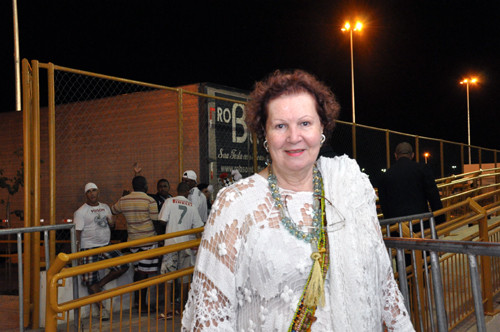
left=286, top=126, right=302, bottom=143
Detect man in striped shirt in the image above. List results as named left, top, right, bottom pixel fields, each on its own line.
left=111, top=175, right=159, bottom=312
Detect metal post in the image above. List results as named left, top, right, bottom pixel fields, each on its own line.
left=48, top=63, right=56, bottom=262
left=44, top=230, right=50, bottom=270
left=352, top=124, right=357, bottom=159
left=466, top=82, right=471, bottom=164
left=385, top=130, right=390, bottom=169
left=31, top=59, right=41, bottom=329
left=12, top=0, right=22, bottom=111
left=430, top=251, right=448, bottom=331
left=17, top=233, right=24, bottom=332
left=468, top=255, right=486, bottom=332
left=70, top=225, right=79, bottom=330
left=439, top=141, right=444, bottom=178
left=409, top=220, right=425, bottom=332
left=177, top=89, right=184, bottom=181
left=350, top=29, right=356, bottom=124
left=21, top=58, right=32, bottom=329
left=396, top=248, right=410, bottom=311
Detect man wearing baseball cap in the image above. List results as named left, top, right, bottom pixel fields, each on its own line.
left=74, top=182, right=129, bottom=320
left=182, top=170, right=208, bottom=223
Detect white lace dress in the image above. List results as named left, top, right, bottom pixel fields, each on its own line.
left=182, top=156, right=415, bottom=331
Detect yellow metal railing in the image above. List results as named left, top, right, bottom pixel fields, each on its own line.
left=45, top=227, right=203, bottom=331
left=44, top=179, right=500, bottom=330
left=385, top=188, right=500, bottom=330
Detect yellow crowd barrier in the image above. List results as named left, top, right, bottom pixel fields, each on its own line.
left=45, top=227, right=203, bottom=331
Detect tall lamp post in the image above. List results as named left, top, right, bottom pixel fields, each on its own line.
left=341, top=21, right=363, bottom=124
left=341, top=21, right=363, bottom=159
left=459, top=77, right=478, bottom=164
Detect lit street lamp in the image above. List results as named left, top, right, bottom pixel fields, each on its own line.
left=459, top=77, right=478, bottom=164
left=341, top=21, right=363, bottom=124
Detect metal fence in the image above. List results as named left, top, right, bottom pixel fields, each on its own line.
left=383, top=234, right=500, bottom=332
left=45, top=228, right=203, bottom=332
left=331, top=122, right=499, bottom=189
left=12, top=59, right=500, bottom=232
left=380, top=185, right=500, bottom=331
left=0, top=223, right=76, bottom=331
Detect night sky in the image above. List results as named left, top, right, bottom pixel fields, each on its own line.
left=1, top=0, right=499, bottom=149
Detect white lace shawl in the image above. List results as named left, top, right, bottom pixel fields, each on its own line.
left=182, top=155, right=415, bottom=331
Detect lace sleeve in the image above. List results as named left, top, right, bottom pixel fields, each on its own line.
left=182, top=270, right=233, bottom=331
left=182, top=180, right=255, bottom=331
left=381, top=267, right=415, bottom=331
left=367, top=180, right=415, bottom=331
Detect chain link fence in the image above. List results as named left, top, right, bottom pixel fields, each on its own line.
left=4, top=61, right=500, bottom=252
left=44, top=67, right=267, bottom=243
left=330, top=123, right=498, bottom=189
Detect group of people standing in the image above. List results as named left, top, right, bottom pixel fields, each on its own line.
left=73, top=169, right=208, bottom=319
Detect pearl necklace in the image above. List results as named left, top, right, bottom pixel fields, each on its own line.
left=267, top=164, right=323, bottom=243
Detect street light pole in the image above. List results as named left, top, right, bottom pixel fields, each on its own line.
left=342, top=21, right=362, bottom=124
left=342, top=21, right=362, bottom=159
left=466, top=82, right=471, bottom=164
left=349, top=27, right=356, bottom=124
left=460, top=77, right=477, bottom=164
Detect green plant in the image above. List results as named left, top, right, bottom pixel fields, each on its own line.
left=0, top=148, right=24, bottom=221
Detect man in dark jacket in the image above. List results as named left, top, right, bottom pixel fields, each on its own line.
left=378, top=142, right=444, bottom=233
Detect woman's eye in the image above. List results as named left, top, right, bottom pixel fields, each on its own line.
left=301, top=121, right=310, bottom=126
left=276, top=124, right=285, bottom=129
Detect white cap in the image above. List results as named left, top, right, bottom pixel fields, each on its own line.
left=231, top=170, right=242, bottom=181
left=183, top=170, right=197, bottom=182
left=84, top=182, right=98, bottom=193
left=207, top=184, right=214, bottom=193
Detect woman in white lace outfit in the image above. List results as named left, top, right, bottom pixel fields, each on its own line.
left=182, top=70, right=415, bottom=331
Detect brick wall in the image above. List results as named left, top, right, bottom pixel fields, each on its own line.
left=0, top=111, right=24, bottom=227
left=0, top=84, right=201, bottom=229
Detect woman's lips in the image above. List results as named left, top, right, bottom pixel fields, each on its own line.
left=285, top=149, right=305, bottom=156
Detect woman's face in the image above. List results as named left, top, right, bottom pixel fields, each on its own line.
left=265, top=92, right=323, bottom=175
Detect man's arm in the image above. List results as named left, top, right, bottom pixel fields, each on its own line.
left=422, top=166, right=445, bottom=224
left=133, top=162, right=142, bottom=176
left=110, top=199, right=121, bottom=215
left=76, top=230, right=82, bottom=251
left=107, top=214, right=116, bottom=229
left=157, top=200, right=169, bottom=225
left=197, top=192, right=208, bottom=223
left=192, top=209, right=204, bottom=239
left=422, top=166, right=443, bottom=210
left=73, top=209, right=84, bottom=251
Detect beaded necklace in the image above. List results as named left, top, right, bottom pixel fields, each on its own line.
left=267, top=163, right=330, bottom=331
left=267, top=164, right=322, bottom=243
